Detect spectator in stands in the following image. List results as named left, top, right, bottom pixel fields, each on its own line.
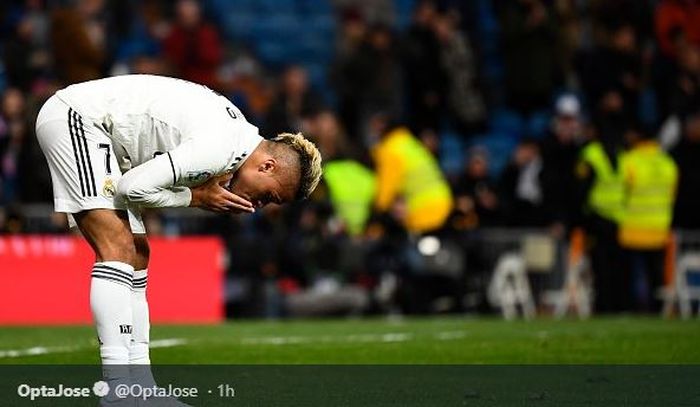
left=449, top=148, right=500, bottom=230
left=304, top=110, right=375, bottom=237
left=498, top=0, right=562, bottom=115
left=0, top=89, right=28, bottom=204
left=619, top=125, right=678, bottom=313
left=576, top=22, right=642, bottom=123
left=401, top=0, right=446, bottom=134
left=332, top=8, right=370, bottom=140
left=540, top=95, right=583, bottom=235
left=370, top=114, right=452, bottom=234
left=50, top=0, right=107, bottom=84
left=3, top=12, right=51, bottom=93
left=163, top=0, right=222, bottom=89
left=655, top=0, right=700, bottom=60
left=263, top=65, right=323, bottom=137
left=668, top=41, right=700, bottom=118
left=499, top=138, right=547, bottom=227
left=672, top=111, right=700, bottom=229
left=433, top=11, right=486, bottom=137
left=357, top=24, right=404, bottom=137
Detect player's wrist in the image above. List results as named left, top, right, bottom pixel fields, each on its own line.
left=188, top=187, right=200, bottom=207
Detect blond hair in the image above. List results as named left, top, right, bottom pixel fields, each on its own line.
left=270, top=132, right=323, bottom=200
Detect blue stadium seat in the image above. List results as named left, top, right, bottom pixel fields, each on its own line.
left=223, top=13, right=257, bottom=40
left=526, top=110, right=552, bottom=139
left=490, top=108, right=524, bottom=139
left=438, top=131, right=466, bottom=177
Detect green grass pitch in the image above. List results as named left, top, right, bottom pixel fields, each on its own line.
left=2, top=316, right=700, bottom=364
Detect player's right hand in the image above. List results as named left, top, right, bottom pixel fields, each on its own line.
left=189, top=173, right=255, bottom=213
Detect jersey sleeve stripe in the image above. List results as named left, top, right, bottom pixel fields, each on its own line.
left=167, top=152, right=177, bottom=185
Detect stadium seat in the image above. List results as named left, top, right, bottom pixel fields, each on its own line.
left=490, top=108, right=524, bottom=139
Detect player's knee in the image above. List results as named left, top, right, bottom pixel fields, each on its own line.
left=133, top=235, right=150, bottom=270
left=97, top=233, right=138, bottom=265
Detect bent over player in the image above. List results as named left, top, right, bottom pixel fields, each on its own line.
left=35, top=74, right=322, bottom=393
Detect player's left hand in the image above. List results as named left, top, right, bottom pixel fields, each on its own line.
left=189, top=173, right=255, bottom=213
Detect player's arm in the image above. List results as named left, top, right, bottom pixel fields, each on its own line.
left=116, top=144, right=254, bottom=213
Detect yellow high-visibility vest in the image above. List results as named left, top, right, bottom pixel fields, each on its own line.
left=580, top=141, right=624, bottom=222
left=373, top=128, right=453, bottom=233
left=619, top=141, right=678, bottom=249
left=323, top=160, right=376, bottom=236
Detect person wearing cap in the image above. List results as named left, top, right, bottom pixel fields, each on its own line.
left=541, top=94, right=584, bottom=237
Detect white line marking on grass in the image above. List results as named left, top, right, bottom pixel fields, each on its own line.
left=150, top=338, right=188, bottom=348
left=435, top=331, right=467, bottom=340
left=0, top=338, right=186, bottom=358
left=238, top=331, right=442, bottom=346
left=0, top=345, right=77, bottom=358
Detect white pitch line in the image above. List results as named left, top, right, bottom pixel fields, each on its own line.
left=0, top=338, right=187, bottom=359
left=435, top=331, right=467, bottom=340
left=0, top=345, right=78, bottom=358
left=150, top=338, right=188, bottom=348
left=238, top=331, right=471, bottom=346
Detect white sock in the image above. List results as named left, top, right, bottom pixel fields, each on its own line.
left=90, top=261, right=134, bottom=402
left=130, top=269, right=157, bottom=388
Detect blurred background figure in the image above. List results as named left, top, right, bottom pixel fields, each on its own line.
left=499, top=138, right=545, bottom=227
left=672, top=111, right=700, bottom=229
left=163, top=0, right=222, bottom=89
left=540, top=94, right=584, bottom=237
left=619, top=126, right=678, bottom=312
left=498, top=0, right=561, bottom=115
left=264, top=65, right=322, bottom=136
left=50, top=0, right=107, bottom=84
left=370, top=114, right=452, bottom=235
left=575, top=100, right=626, bottom=313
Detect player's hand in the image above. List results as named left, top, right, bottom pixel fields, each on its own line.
left=189, top=173, right=254, bottom=213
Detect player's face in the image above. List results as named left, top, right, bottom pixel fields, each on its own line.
left=229, top=160, right=298, bottom=209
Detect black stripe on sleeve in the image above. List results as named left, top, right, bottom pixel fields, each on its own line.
left=67, top=109, right=86, bottom=197
left=167, top=152, right=177, bottom=185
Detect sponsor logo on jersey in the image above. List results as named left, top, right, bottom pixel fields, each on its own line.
left=119, top=324, right=132, bottom=334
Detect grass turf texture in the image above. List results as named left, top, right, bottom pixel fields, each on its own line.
left=1, top=316, right=699, bottom=364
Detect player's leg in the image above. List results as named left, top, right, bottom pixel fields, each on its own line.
left=73, top=209, right=137, bottom=366
left=36, top=96, right=136, bottom=369
left=130, top=225, right=158, bottom=389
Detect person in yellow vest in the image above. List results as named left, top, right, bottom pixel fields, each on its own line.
left=306, top=110, right=377, bottom=236
left=576, top=130, right=626, bottom=313
left=371, top=122, right=453, bottom=234
left=619, top=127, right=678, bottom=312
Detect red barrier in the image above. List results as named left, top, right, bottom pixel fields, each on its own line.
left=0, top=236, right=225, bottom=324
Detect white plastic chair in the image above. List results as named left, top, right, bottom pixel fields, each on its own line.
left=488, top=253, right=536, bottom=320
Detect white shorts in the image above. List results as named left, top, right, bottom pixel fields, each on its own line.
left=36, top=95, right=146, bottom=234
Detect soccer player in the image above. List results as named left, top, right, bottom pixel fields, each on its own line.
left=35, top=74, right=322, bottom=397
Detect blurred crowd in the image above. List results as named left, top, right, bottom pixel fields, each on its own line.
left=1, top=0, right=700, bottom=317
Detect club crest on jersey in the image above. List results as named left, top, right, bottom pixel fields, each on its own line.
left=119, top=325, right=132, bottom=334
left=102, top=179, right=116, bottom=198
left=186, top=170, right=213, bottom=183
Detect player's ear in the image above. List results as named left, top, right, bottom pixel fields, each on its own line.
left=259, top=158, right=277, bottom=174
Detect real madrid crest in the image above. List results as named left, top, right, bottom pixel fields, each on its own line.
left=103, top=178, right=116, bottom=198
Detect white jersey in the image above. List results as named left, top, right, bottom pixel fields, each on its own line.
left=38, top=74, right=264, bottom=210
left=56, top=74, right=263, bottom=185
